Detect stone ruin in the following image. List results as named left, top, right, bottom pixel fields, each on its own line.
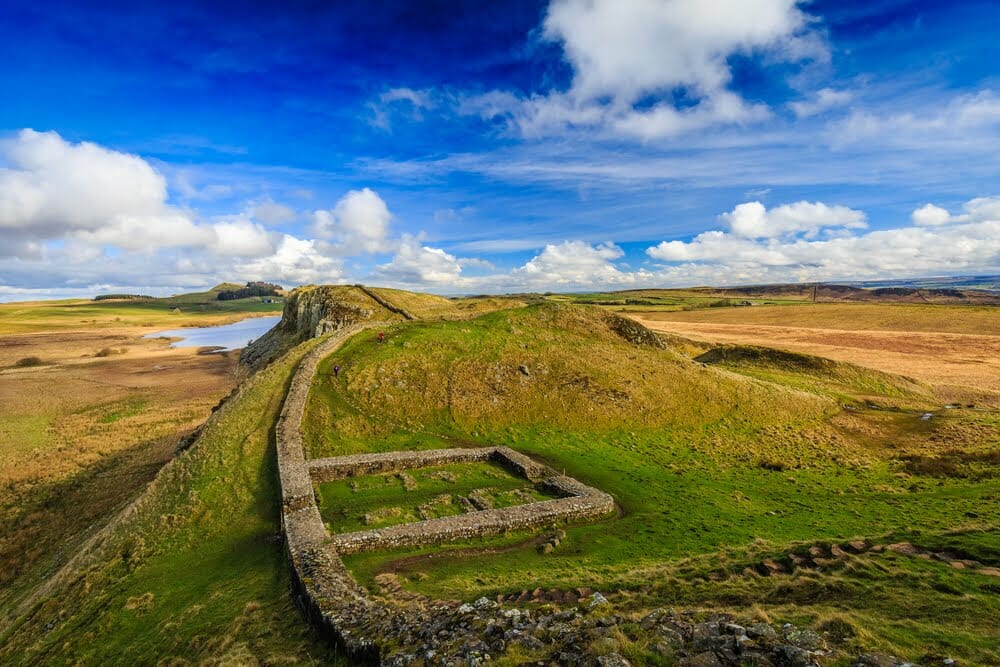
left=311, top=446, right=614, bottom=555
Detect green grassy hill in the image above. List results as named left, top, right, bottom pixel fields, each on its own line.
left=3, top=298, right=997, bottom=664
left=304, top=303, right=1000, bottom=664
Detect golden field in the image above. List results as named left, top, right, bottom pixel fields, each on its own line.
left=631, top=303, right=1000, bottom=405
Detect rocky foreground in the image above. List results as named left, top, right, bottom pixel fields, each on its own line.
left=370, top=593, right=939, bottom=666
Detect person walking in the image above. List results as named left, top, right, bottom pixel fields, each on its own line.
left=377, top=331, right=385, bottom=344
left=333, top=364, right=340, bottom=378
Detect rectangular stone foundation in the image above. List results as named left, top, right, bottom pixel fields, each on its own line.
left=311, top=446, right=615, bottom=555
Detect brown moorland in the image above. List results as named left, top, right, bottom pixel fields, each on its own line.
left=632, top=303, right=1000, bottom=405
left=0, top=299, right=269, bottom=604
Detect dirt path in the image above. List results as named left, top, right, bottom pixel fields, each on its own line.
left=632, top=316, right=1000, bottom=401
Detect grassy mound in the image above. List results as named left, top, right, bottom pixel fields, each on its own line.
left=308, top=303, right=832, bottom=446
left=695, top=344, right=931, bottom=403
left=0, top=339, right=341, bottom=665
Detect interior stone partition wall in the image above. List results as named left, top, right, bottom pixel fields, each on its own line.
left=275, top=323, right=615, bottom=661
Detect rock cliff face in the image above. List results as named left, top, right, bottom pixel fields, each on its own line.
left=241, top=285, right=400, bottom=369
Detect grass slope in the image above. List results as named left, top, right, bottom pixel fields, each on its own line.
left=0, top=338, right=341, bottom=665
left=694, top=344, right=932, bottom=405
left=304, top=303, right=1000, bottom=664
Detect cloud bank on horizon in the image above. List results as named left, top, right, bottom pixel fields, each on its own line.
left=0, top=0, right=998, bottom=299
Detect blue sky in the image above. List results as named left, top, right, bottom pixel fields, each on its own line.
left=0, top=0, right=998, bottom=299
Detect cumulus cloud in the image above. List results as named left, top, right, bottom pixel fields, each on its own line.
left=911, top=196, right=1000, bottom=227
left=544, top=0, right=816, bottom=102
left=460, top=0, right=824, bottom=139
left=376, top=235, right=464, bottom=284
left=0, top=129, right=182, bottom=241
left=720, top=200, right=867, bottom=238
left=239, top=235, right=341, bottom=285
left=911, top=203, right=952, bottom=227
left=514, top=241, right=636, bottom=286
left=253, top=198, right=296, bottom=224
left=648, top=196, right=1000, bottom=283
left=0, top=129, right=282, bottom=259
left=312, top=188, right=394, bottom=254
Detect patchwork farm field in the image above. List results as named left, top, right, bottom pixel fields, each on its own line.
left=303, top=302, right=1000, bottom=664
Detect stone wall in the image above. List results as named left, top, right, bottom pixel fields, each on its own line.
left=275, top=323, right=387, bottom=659
left=331, top=489, right=612, bottom=555
left=308, top=445, right=551, bottom=483
left=308, top=447, right=496, bottom=482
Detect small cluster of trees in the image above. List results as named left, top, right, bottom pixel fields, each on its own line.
left=93, top=294, right=152, bottom=301
left=216, top=281, right=283, bottom=301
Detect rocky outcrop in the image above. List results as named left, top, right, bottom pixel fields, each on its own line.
left=605, top=312, right=667, bottom=349
left=241, top=285, right=404, bottom=369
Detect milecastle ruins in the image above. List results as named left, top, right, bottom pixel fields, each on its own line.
left=275, top=323, right=616, bottom=661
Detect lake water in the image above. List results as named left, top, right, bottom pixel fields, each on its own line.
left=145, top=315, right=281, bottom=352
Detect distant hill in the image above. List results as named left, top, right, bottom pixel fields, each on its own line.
left=617, top=282, right=1000, bottom=305
left=93, top=282, right=285, bottom=306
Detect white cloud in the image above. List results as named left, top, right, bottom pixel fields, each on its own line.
left=0, top=129, right=183, bottom=240
left=911, top=203, right=951, bottom=226
left=376, top=235, right=464, bottom=284
left=0, top=129, right=280, bottom=259
left=832, top=90, right=1000, bottom=149
left=312, top=188, right=394, bottom=254
left=460, top=0, right=825, bottom=139
left=381, top=87, right=434, bottom=109
left=209, top=218, right=275, bottom=256
left=253, top=198, right=296, bottom=224
left=647, top=196, right=1000, bottom=283
left=910, top=196, right=1000, bottom=227
left=544, top=0, right=816, bottom=102
left=515, top=240, right=636, bottom=286
left=962, top=196, right=1000, bottom=222
left=370, top=87, right=436, bottom=129
left=788, top=87, right=852, bottom=117
left=720, top=200, right=867, bottom=238
left=239, top=235, right=341, bottom=285
left=611, top=90, right=771, bottom=140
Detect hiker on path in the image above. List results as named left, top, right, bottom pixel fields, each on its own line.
left=333, top=364, right=340, bottom=378
left=378, top=331, right=385, bottom=344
